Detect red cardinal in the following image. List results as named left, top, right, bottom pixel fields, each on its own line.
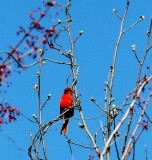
left=60, top=87, right=74, bottom=134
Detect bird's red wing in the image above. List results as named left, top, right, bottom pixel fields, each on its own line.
left=60, top=94, right=73, bottom=109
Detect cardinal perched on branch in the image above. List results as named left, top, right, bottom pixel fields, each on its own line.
left=60, top=87, right=74, bottom=134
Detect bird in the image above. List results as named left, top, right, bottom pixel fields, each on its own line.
left=60, top=87, right=74, bottom=134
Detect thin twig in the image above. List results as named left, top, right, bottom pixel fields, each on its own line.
left=122, top=92, right=152, bottom=159
left=0, top=128, right=26, bottom=153
left=137, top=17, right=152, bottom=85
left=38, top=53, right=48, bottom=160
left=132, top=50, right=141, bottom=63
left=123, top=18, right=142, bottom=34
left=91, top=98, right=107, bottom=113
left=67, top=139, right=97, bottom=149
left=113, top=114, right=120, bottom=160
left=29, top=131, right=39, bottom=160
left=122, top=109, right=133, bottom=154
left=145, top=145, right=148, bottom=160
left=20, top=112, right=37, bottom=123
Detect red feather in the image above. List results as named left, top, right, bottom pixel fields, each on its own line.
left=60, top=87, right=74, bottom=134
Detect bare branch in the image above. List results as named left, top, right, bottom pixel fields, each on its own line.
left=100, top=76, right=152, bottom=160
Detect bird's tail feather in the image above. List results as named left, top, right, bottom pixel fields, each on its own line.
left=61, top=119, right=69, bottom=135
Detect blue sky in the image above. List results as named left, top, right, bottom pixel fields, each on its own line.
left=0, top=0, right=152, bottom=160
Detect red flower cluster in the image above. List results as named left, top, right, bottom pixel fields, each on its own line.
left=0, top=2, right=58, bottom=87
left=16, top=7, right=57, bottom=56
left=0, top=101, right=20, bottom=124
left=88, top=154, right=97, bottom=160
left=142, top=120, right=149, bottom=131
left=0, top=64, right=11, bottom=87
